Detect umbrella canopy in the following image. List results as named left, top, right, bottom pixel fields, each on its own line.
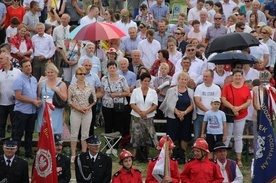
left=206, top=32, right=260, bottom=54
left=68, top=22, right=126, bottom=41
left=208, top=52, right=258, bottom=64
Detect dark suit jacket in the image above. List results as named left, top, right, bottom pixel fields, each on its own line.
left=75, top=151, right=112, bottom=183
left=56, top=153, right=71, bottom=183
left=0, top=155, right=29, bottom=183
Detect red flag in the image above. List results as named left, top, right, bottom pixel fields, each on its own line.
left=32, top=102, right=58, bottom=183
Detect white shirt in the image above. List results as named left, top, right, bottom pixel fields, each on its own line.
left=80, top=16, right=96, bottom=25
left=200, top=21, right=212, bottom=33
left=5, top=26, right=17, bottom=43
left=169, top=51, right=182, bottom=66
left=213, top=70, right=231, bottom=88
left=45, top=19, right=60, bottom=27
left=249, top=42, right=269, bottom=60
left=187, top=7, right=203, bottom=22
left=227, top=24, right=252, bottom=33
left=243, top=68, right=259, bottom=81
left=194, top=83, right=221, bottom=115
left=115, top=20, right=137, bottom=38
left=171, top=70, right=200, bottom=85
left=130, top=87, right=158, bottom=118
left=53, top=25, right=70, bottom=48
left=217, top=160, right=243, bottom=183
left=175, top=57, right=205, bottom=76
left=138, top=39, right=161, bottom=69
left=23, top=0, right=44, bottom=16
left=31, top=33, right=56, bottom=59
left=220, top=0, right=237, bottom=20
left=4, top=155, right=15, bottom=166
left=0, top=67, right=21, bottom=105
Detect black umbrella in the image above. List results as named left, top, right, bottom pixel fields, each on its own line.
left=206, top=32, right=260, bottom=54
left=208, top=52, right=258, bottom=64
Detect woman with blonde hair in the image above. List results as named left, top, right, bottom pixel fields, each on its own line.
left=68, top=66, right=96, bottom=162
left=37, top=63, right=67, bottom=134
left=167, top=38, right=182, bottom=66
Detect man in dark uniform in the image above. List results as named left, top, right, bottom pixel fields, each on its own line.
left=55, top=134, right=71, bottom=183
left=75, top=134, right=112, bottom=183
left=0, top=137, right=29, bottom=183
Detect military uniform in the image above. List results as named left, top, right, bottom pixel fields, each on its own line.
left=0, top=155, right=29, bottom=183
left=112, top=167, right=142, bottom=183
left=56, top=153, right=71, bottom=183
left=145, top=157, right=180, bottom=183
left=75, top=151, right=112, bottom=183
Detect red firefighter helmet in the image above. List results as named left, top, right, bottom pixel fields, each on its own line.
left=119, top=149, right=134, bottom=164
left=157, top=136, right=175, bottom=150
left=193, top=138, right=210, bottom=153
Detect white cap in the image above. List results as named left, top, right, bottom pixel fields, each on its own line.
left=212, top=97, right=221, bottom=103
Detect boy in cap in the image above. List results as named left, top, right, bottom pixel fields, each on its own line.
left=0, top=137, right=29, bottom=183
left=75, top=134, right=112, bottom=183
left=214, top=142, right=243, bottom=183
left=55, top=134, right=71, bottom=183
left=201, top=97, right=227, bottom=158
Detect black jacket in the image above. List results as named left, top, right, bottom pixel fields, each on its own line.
left=56, top=153, right=71, bottom=183
left=75, top=151, right=112, bottom=183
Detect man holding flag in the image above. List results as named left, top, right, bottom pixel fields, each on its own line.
left=145, top=136, right=180, bottom=183
left=32, top=102, right=58, bottom=183
left=252, top=78, right=276, bottom=183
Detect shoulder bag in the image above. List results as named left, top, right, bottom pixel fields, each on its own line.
left=224, top=84, right=235, bottom=123
left=107, top=77, right=125, bottom=112
left=52, top=81, right=67, bottom=108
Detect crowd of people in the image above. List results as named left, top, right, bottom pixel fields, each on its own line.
left=0, top=0, right=276, bottom=182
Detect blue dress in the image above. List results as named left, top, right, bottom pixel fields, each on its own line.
left=37, top=80, right=63, bottom=134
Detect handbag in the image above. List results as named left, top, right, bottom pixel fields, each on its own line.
left=52, top=82, right=67, bottom=108
left=224, top=84, right=235, bottom=123
left=60, top=42, right=77, bottom=68
left=88, top=94, right=94, bottom=104
left=107, top=76, right=125, bottom=112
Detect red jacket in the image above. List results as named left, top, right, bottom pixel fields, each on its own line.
left=145, top=157, right=180, bottom=183
left=180, top=157, right=224, bottom=183
left=112, top=167, right=142, bottom=183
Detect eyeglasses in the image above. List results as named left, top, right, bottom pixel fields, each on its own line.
left=187, top=49, right=195, bottom=52
left=76, top=73, right=86, bottom=75
left=139, top=26, right=145, bottom=29
left=214, top=18, right=222, bottom=20
left=175, top=32, right=181, bottom=35
left=261, top=32, right=268, bottom=34
left=244, top=1, right=250, bottom=2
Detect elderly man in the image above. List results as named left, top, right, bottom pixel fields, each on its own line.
left=120, top=27, right=141, bottom=60
left=78, top=42, right=101, bottom=78
left=0, top=138, right=29, bottom=183
left=128, top=50, right=143, bottom=75
left=214, top=142, right=243, bottom=183
left=138, top=29, right=161, bottom=69
left=246, top=1, right=267, bottom=23
left=75, top=134, right=112, bottom=183
left=31, top=23, right=56, bottom=81
left=199, top=10, right=212, bottom=33
left=12, top=60, right=41, bottom=158
left=0, top=52, right=21, bottom=138
left=115, top=9, right=137, bottom=36
left=53, top=14, right=70, bottom=76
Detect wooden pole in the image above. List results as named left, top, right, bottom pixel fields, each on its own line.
left=164, top=135, right=169, bottom=176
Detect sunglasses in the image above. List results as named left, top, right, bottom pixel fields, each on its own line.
left=239, top=27, right=245, bottom=30
left=214, top=18, right=222, bottom=20
left=175, top=32, right=181, bottom=35
left=14, top=0, right=19, bottom=2
left=187, top=49, right=195, bottom=52
left=261, top=32, right=268, bottom=34
left=139, top=26, right=145, bottom=29
left=76, top=73, right=86, bottom=76
left=140, top=8, right=146, bottom=11
left=244, top=1, right=250, bottom=2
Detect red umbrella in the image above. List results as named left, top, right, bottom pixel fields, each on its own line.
left=68, top=22, right=126, bottom=41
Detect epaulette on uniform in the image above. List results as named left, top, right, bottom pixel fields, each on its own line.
left=209, top=158, right=217, bottom=164
left=114, top=171, right=121, bottom=177
left=134, top=168, right=141, bottom=173
left=170, top=157, right=177, bottom=161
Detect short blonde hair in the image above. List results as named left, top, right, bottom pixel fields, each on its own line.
left=45, top=62, right=59, bottom=74
left=75, top=66, right=87, bottom=75
left=262, top=26, right=273, bottom=36
left=160, top=62, right=169, bottom=70
left=177, top=72, right=190, bottom=80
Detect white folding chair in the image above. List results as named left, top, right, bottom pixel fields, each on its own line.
left=101, top=132, right=122, bottom=157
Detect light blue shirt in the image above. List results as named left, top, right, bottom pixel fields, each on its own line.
left=71, top=71, right=101, bottom=88
left=13, top=73, right=38, bottom=114
left=120, top=37, right=142, bottom=53
left=203, top=110, right=226, bottom=135
left=118, top=70, right=136, bottom=87
left=150, top=4, right=169, bottom=21
left=78, top=55, right=102, bottom=75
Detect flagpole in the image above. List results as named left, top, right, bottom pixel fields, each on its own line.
left=164, top=135, right=169, bottom=177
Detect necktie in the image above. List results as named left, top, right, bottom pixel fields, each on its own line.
left=7, top=159, right=11, bottom=167
left=63, top=27, right=67, bottom=40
